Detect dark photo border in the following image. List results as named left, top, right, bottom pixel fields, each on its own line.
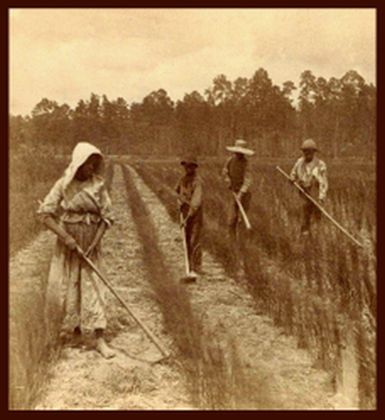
left=2, top=1, right=383, bottom=417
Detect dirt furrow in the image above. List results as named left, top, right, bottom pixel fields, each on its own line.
left=35, top=165, right=191, bottom=410
left=125, top=164, right=347, bottom=409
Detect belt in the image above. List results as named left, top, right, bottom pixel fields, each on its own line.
left=61, top=212, right=101, bottom=225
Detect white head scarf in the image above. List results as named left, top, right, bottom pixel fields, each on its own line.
left=62, top=142, right=103, bottom=192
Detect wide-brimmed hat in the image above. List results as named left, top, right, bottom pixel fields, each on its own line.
left=301, top=139, right=318, bottom=151
left=181, top=156, right=198, bottom=167
left=226, top=139, right=255, bottom=156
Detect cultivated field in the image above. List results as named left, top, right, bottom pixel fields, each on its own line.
left=129, top=157, right=376, bottom=409
left=9, top=156, right=376, bottom=409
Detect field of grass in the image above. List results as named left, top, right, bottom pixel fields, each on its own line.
left=129, top=157, right=376, bottom=409
left=9, top=148, right=66, bottom=408
left=9, top=149, right=68, bottom=256
left=9, top=156, right=114, bottom=409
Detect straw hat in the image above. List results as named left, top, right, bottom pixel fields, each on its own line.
left=181, top=156, right=198, bottom=167
left=226, top=139, right=255, bottom=156
left=301, top=139, right=318, bottom=151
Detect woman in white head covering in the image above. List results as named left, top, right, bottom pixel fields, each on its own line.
left=38, top=142, right=115, bottom=358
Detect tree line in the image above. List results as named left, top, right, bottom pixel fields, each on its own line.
left=10, top=68, right=376, bottom=159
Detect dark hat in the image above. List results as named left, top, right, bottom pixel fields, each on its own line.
left=181, top=156, right=198, bottom=167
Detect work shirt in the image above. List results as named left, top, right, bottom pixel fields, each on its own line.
left=175, top=174, right=203, bottom=214
left=290, top=156, right=328, bottom=200
left=38, top=174, right=114, bottom=227
left=222, top=156, right=252, bottom=193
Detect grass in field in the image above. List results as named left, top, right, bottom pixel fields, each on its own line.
left=9, top=248, right=57, bottom=409
left=120, top=163, right=273, bottom=409
left=9, top=149, right=68, bottom=256
left=9, top=157, right=114, bottom=409
left=9, top=147, right=66, bottom=408
left=130, top=157, right=376, bottom=409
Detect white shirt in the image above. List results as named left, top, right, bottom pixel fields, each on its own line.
left=290, top=156, right=328, bottom=200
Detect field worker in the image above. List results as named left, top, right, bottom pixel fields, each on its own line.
left=37, top=142, right=115, bottom=359
left=222, top=139, right=254, bottom=246
left=175, top=156, right=203, bottom=277
left=290, top=139, right=328, bottom=235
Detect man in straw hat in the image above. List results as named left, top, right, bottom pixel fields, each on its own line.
left=175, top=156, right=203, bottom=277
left=222, top=139, right=254, bottom=256
left=289, top=139, right=328, bottom=235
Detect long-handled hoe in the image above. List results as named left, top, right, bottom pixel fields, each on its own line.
left=76, top=246, right=170, bottom=364
left=233, top=192, right=252, bottom=230
left=276, top=166, right=367, bottom=249
left=179, top=213, right=198, bottom=283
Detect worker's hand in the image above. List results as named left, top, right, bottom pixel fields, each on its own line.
left=85, top=242, right=98, bottom=257
left=63, top=234, right=78, bottom=251
left=178, top=197, right=190, bottom=208
left=235, top=192, right=243, bottom=201
left=181, top=210, right=193, bottom=228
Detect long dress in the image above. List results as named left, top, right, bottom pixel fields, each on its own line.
left=38, top=145, right=114, bottom=339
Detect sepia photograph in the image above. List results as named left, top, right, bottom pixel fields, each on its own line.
left=9, top=7, right=376, bottom=410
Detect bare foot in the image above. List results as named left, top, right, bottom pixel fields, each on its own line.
left=96, top=337, right=116, bottom=359
left=70, top=329, right=83, bottom=348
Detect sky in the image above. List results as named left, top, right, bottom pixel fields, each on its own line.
left=9, top=8, right=376, bottom=116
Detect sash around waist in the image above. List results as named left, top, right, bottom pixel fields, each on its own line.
left=60, top=211, right=102, bottom=225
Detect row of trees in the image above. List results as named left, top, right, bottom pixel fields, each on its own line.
left=10, top=68, right=376, bottom=158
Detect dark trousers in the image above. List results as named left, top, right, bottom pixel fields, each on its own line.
left=301, top=199, right=322, bottom=233
left=181, top=205, right=203, bottom=272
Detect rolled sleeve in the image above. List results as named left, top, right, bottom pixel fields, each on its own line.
left=240, top=166, right=252, bottom=193
left=317, top=162, right=328, bottom=200
left=222, top=157, right=232, bottom=187
left=290, top=159, right=300, bottom=182
left=100, top=186, right=114, bottom=228
left=37, top=178, right=64, bottom=221
left=190, top=179, right=203, bottom=211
